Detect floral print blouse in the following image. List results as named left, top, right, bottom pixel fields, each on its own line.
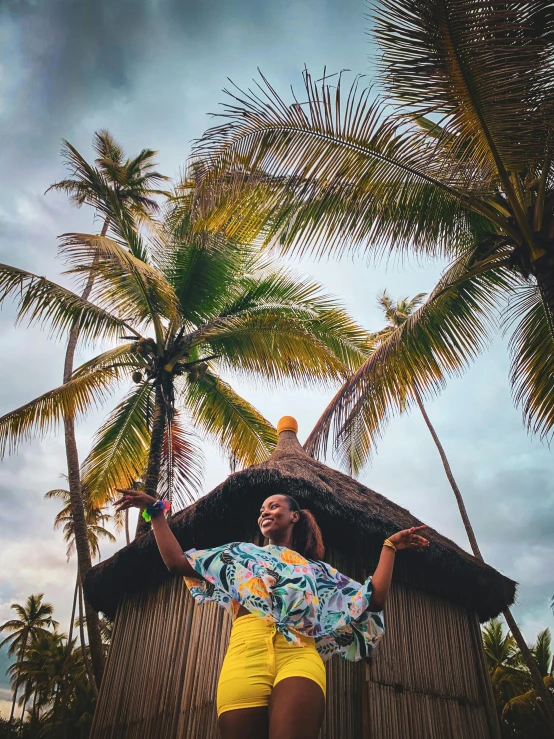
left=183, top=542, right=385, bottom=662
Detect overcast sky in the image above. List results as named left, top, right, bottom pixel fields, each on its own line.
left=1, top=0, right=553, bottom=713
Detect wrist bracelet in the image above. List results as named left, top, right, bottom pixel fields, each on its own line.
left=142, top=500, right=171, bottom=523
left=383, top=538, right=397, bottom=552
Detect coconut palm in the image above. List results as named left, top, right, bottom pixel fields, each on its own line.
left=44, top=486, right=115, bottom=562
left=483, top=620, right=554, bottom=738
left=43, top=130, right=168, bottom=686
left=303, top=287, right=554, bottom=719
left=0, top=190, right=370, bottom=525
left=193, top=0, right=554, bottom=446
left=73, top=198, right=370, bottom=526
left=482, top=618, right=530, bottom=714
left=0, top=595, right=57, bottom=729
left=10, top=630, right=88, bottom=735
left=44, top=485, right=115, bottom=700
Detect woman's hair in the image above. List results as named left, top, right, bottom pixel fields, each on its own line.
left=282, top=495, right=325, bottom=560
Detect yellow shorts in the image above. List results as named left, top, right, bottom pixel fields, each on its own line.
left=216, top=614, right=326, bottom=717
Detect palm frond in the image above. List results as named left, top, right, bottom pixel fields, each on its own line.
left=192, top=266, right=372, bottom=382
left=81, top=383, right=152, bottom=507
left=46, top=140, right=112, bottom=218
left=306, top=251, right=515, bottom=470
left=195, top=313, right=349, bottom=387
left=93, top=129, right=125, bottom=167
left=502, top=677, right=554, bottom=718
left=374, top=0, right=554, bottom=173
left=0, top=263, right=136, bottom=344
left=193, top=70, right=503, bottom=257
left=532, top=629, right=552, bottom=677
left=182, top=372, right=277, bottom=467
left=58, top=232, right=180, bottom=330
left=44, top=487, right=116, bottom=559
left=71, top=343, right=145, bottom=379
left=0, top=367, right=122, bottom=457
left=506, top=285, right=554, bottom=441
left=154, top=206, right=253, bottom=324
left=159, top=410, right=204, bottom=509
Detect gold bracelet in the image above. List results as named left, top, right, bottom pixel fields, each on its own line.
left=383, top=538, right=397, bottom=552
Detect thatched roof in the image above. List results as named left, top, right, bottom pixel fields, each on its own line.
left=85, top=421, right=516, bottom=621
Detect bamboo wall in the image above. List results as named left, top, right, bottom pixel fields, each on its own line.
left=90, top=562, right=499, bottom=739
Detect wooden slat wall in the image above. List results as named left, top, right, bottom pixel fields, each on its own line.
left=90, top=564, right=499, bottom=738
left=366, top=582, right=500, bottom=739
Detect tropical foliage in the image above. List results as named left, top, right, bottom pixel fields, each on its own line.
left=0, top=595, right=58, bottom=729
left=43, top=130, right=169, bottom=687
left=47, top=129, right=168, bottom=234
left=44, top=485, right=115, bottom=561
left=483, top=618, right=554, bottom=738
left=193, top=0, right=554, bottom=457
left=0, top=191, right=370, bottom=520
left=0, top=595, right=108, bottom=739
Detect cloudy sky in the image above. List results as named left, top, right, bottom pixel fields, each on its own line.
left=1, top=0, right=553, bottom=714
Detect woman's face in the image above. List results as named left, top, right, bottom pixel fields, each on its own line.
left=258, top=495, right=299, bottom=539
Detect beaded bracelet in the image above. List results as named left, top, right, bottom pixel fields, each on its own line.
left=142, top=499, right=171, bottom=523
left=383, top=538, right=397, bottom=552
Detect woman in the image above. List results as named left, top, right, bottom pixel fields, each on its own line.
left=115, top=489, right=428, bottom=739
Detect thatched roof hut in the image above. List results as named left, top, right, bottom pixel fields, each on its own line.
left=86, top=418, right=514, bottom=739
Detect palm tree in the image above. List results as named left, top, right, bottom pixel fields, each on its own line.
left=44, top=485, right=115, bottom=562
left=71, top=196, right=370, bottom=530
left=0, top=188, right=370, bottom=523
left=44, top=485, right=115, bottom=700
left=302, top=288, right=554, bottom=721
left=483, top=620, right=554, bottom=737
left=342, top=290, right=482, bottom=556
left=44, top=130, right=168, bottom=686
left=10, top=630, right=88, bottom=734
left=482, top=618, right=530, bottom=715
left=193, top=2, right=554, bottom=448
left=0, top=595, right=57, bottom=730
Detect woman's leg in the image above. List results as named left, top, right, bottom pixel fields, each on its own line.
left=268, top=677, right=325, bottom=739
left=219, top=707, right=269, bottom=739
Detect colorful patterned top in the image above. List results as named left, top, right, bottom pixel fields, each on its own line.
left=183, top=542, right=385, bottom=662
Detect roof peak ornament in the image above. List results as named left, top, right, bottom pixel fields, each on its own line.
left=271, top=415, right=308, bottom=460
left=277, top=416, right=299, bottom=435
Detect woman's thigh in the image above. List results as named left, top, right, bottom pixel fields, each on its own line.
left=268, top=677, right=325, bottom=739
left=219, top=706, right=269, bottom=739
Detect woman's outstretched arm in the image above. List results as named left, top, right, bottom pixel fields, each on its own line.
left=115, top=489, right=203, bottom=579
left=368, top=526, right=428, bottom=611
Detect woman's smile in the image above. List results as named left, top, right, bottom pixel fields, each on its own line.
left=258, top=495, right=298, bottom=540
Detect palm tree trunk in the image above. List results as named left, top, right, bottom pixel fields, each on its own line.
left=62, top=217, right=109, bottom=689
left=414, top=389, right=483, bottom=558
left=60, top=575, right=79, bottom=739
left=7, top=627, right=28, bottom=737
left=19, top=692, right=28, bottom=723
left=124, top=509, right=131, bottom=546
left=135, top=380, right=167, bottom=537
left=414, top=388, right=554, bottom=729
left=77, top=576, right=98, bottom=700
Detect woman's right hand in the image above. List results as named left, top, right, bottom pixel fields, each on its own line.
left=114, top=488, right=157, bottom=512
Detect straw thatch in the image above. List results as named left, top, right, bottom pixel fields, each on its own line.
left=85, top=428, right=515, bottom=621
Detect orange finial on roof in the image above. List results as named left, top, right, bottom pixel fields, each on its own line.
left=277, top=416, right=298, bottom=434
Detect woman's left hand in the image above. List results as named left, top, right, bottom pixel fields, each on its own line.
left=389, top=525, right=429, bottom=551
